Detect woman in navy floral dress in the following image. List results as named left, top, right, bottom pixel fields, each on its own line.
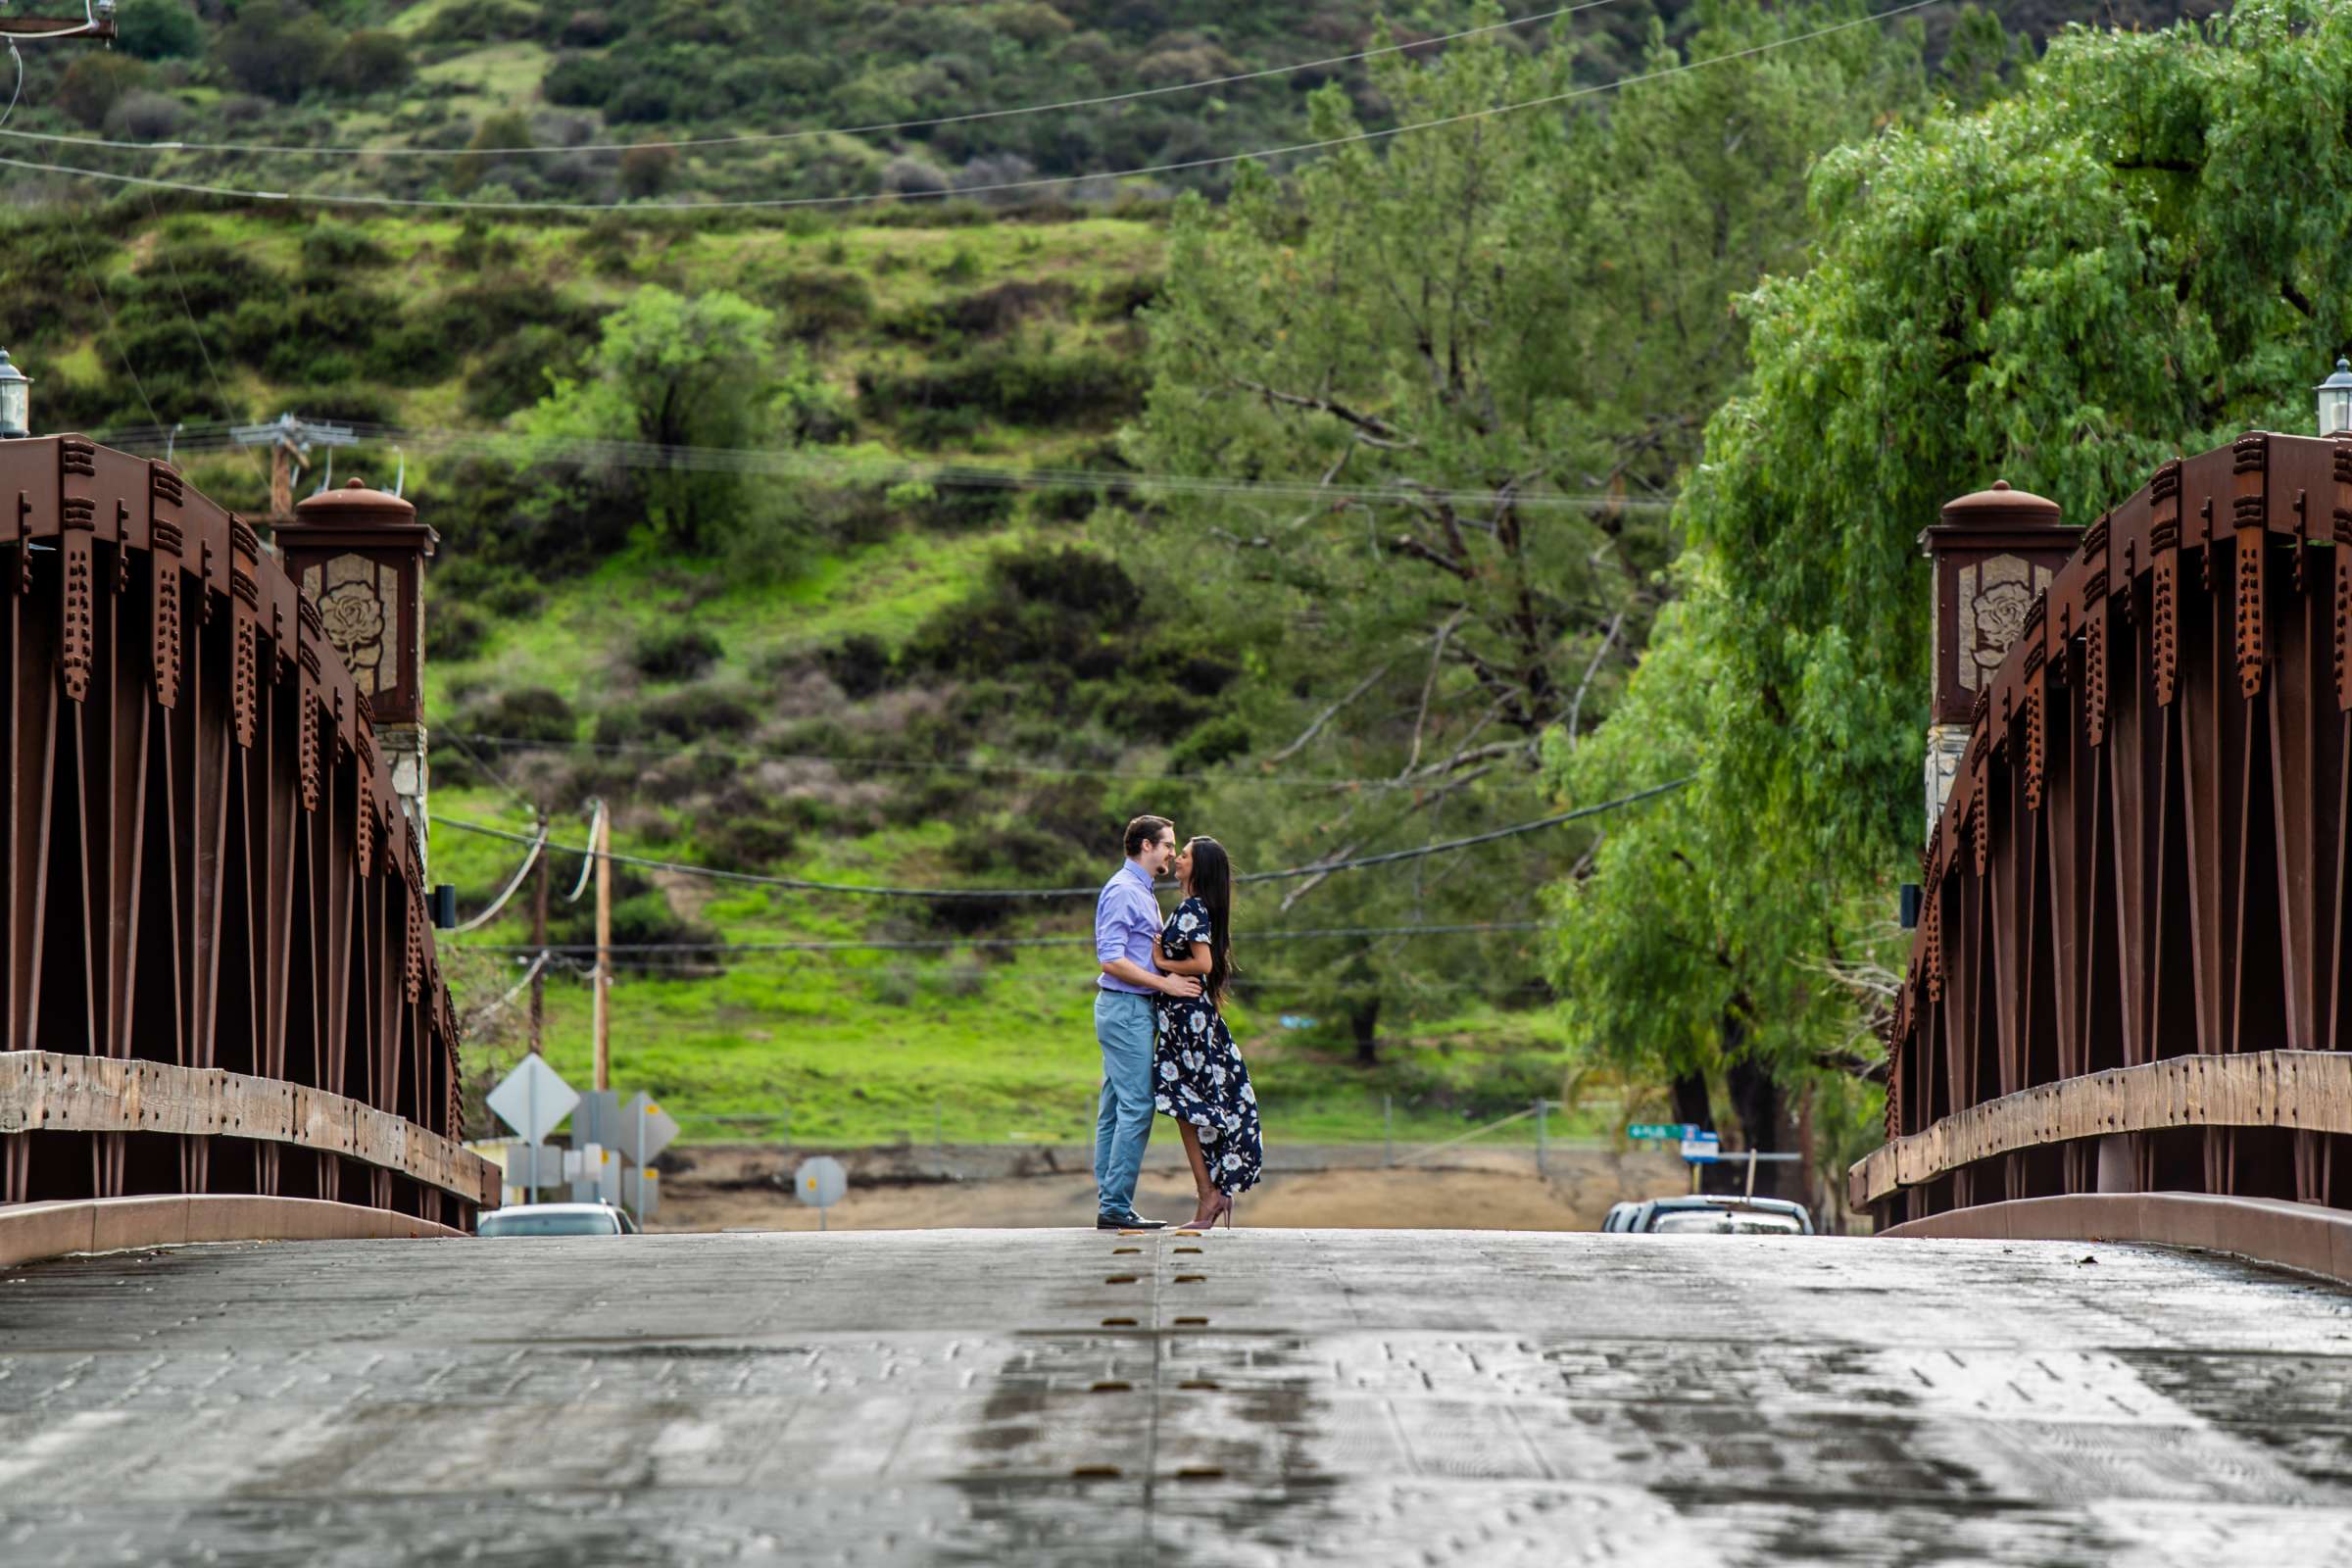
left=1151, top=836, right=1262, bottom=1228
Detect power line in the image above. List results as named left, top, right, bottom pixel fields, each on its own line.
left=444, top=732, right=1447, bottom=791
left=1, top=3, right=1627, bottom=161
left=107, top=419, right=1666, bottom=515
left=427, top=776, right=1689, bottom=903
left=140, top=192, right=267, bottom=485
left=1246, top=777, right=1691, bottom=883
left=57, top=201, right=162, bottom=428
left=0, top=2, right=1944, bottom=214
left=454, top=921, right=1545, bottom=956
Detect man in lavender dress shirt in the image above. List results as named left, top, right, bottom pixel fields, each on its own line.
left=1093, top=814, right=1200, bottom=1230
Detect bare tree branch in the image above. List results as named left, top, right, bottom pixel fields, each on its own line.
left=1231, top=376, right=1417, bottom=450
left=1399, top=608, right=1468, bottom=780
left=1564, top=605, right=1629, bottom=750
left=1262, top=663, right=1393, bottom=767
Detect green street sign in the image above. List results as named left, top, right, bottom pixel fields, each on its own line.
left=1627, top=1122, right=1698, bottom=1141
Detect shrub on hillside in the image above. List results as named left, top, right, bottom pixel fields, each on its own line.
left=759, top=270, right=873, bottom=340
left=699, top=815, right=797, bottom=869
left=858, top=346, right=1147, bottom=426
left=462, top=687, right=576, bottom=745
left=881, top=156, right=951, bottom=198
left=299, top=221, right=388, bottom=270
left=543, top=51, right=619, bottom=108
left=425, top=0, right=539, bottom=44
left=217, top=0, right=336, bottom=102
left=560, top=10, right=623, bottom=47
left=426, top=603, right=490, bottom=662
left=117, top=0, right=203, bottom=61
left=817, top=634, right=894, bottom=699
left=904, top=547, right=1142, bottom=681
left=618, top=142, right=676, bottom=200
left=56, top=54, right=149, bottom=129
left=631, top=627, right=723, bottom=681
left=102, top=89, right=188, bottom=142
left=642, top=689, right=755, bottom=741
left=326, top=30, right=414, bottom=95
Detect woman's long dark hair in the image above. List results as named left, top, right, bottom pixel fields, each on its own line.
left=1187, top=836, right=1237, bottom=1007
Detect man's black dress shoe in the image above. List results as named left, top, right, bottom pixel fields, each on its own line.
left=1097, top=1212, right=1166, bottom=1230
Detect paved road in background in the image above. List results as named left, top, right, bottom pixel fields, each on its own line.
left=3, top=1229, right=2350, bottom=1564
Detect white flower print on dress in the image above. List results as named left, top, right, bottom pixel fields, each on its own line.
left=1144, top=895, right=1263, bottom=1198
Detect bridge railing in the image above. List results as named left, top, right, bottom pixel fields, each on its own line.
left=0, top=437, right=492, bottom=1228
left=1860, top=433, right=2352, bottom=1227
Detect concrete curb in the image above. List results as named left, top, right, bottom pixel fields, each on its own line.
left=1878, top=1192, right=2352, bottom=1286
left=1, top=1196, right=467, bottom=1268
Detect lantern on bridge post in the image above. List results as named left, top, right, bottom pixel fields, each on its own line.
left=0, top=349, right=32, bottom=440
left=275, top=478, right=439, bottom=864
left=1920, top=479, right=2074, bottom=840
left=2317, top=358, right=2352, bottom=437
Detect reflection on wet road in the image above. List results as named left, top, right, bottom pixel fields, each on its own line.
left=3, top=1229, right=2349, bottom=1563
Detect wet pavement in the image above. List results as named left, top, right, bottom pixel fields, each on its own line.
left=2, top=1228, right=2350, bottom=1565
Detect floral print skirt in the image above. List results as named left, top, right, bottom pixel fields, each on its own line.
left=1151, top=993, right=1264, bottom=1195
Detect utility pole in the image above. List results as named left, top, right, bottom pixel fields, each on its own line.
left=528, top=822, right=550, bottom=1056
left=229, top=414, right=359, bottom=525
left=593, top=805, right=612, bottom=1092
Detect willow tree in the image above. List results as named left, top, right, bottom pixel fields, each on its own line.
left=1550, top=0, right=2352, bottom=1155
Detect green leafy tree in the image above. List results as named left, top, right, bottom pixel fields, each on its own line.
left=522, top=286, right=778, bottom=549
left=1127, top=0, right=1924, bottom=1054
left=1553, top=0, right=2352, bottom=1158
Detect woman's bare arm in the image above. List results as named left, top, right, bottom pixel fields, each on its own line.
left=1158, top=949, right=1213, bottom=976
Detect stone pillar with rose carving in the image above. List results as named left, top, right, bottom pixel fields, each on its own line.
left=276, top=477, right=439, bottom=869
left=1918, top=480, right=2077, bottom=842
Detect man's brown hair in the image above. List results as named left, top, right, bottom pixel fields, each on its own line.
left=1123, top=814, right=1174, bottom=858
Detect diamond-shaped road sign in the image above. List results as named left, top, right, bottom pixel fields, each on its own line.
left=486, top=1054, right=578, bottom=1147
left=617, top=1092, right=680, bottom=1168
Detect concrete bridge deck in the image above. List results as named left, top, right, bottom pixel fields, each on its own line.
left=3, top=1229, right=2349, bottom=1565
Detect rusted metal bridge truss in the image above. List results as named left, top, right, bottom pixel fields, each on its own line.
left=0, top=437, right=489, bottom=1226
left=1858, top=432, right=2352, bottom=1224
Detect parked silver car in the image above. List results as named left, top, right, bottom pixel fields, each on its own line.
left=1601, top=1196, right=1814, bottom=1235
left=476, top=1202, right=639, bottom=1238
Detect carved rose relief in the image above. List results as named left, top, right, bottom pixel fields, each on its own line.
left=301, top=554, right=399, bottom=695
left=1956, top=555, right=2052, bottom=692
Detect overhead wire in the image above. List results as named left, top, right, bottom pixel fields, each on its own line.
left=564, top=798, right=604, bottom=904
left=57, top=201, right=164, bottom=429
left=103, top=418, right=1666, bottom=514
left=455, top=920, right=1546, bottom=956
left=446, top=732, right=1474, bottom=791
left=428, top=776, right=1690, bottom=904
left=451, top=816, right=550, bottom=934
left=140, top=193, right=268, bottom=484
left=0, top=2, right=1629, bottom=160
left=0, top=1, right=1946, bottom=214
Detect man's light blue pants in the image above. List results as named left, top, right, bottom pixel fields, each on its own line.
left=1094, top=990, right=1155, bottom=1219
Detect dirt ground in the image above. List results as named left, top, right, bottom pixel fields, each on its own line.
left=646, top=1143, right=1691, bottom=1233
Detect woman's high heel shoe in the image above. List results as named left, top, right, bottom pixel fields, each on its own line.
left=1194, top=1191, right=1233, bottom=1231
